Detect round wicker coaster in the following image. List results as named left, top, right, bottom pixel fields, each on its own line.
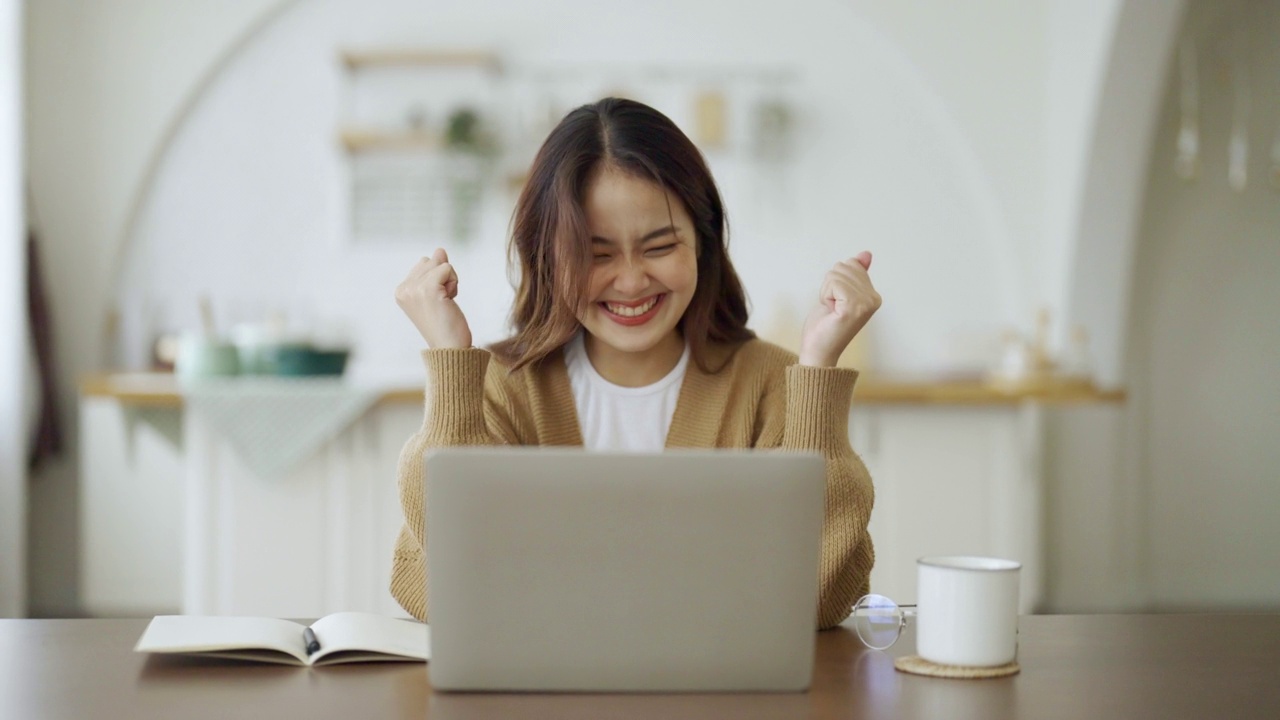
left=894, top=655, right=1020, bottom=679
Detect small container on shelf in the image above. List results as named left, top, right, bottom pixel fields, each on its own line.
left=175, top=333, right=240, bottom=381
left=263, top=344, right=351, bottom=377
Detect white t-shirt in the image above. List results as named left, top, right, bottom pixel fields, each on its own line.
left=563, top=332, right=690, bottom=452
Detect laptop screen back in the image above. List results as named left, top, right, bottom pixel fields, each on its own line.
left=425, top=448, right=825, bottom=692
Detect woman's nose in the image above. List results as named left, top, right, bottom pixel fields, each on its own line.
left=612, top=259, right=650, bottom=295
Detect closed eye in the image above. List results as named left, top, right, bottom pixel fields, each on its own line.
left=644, top=244, right=678, bottom=256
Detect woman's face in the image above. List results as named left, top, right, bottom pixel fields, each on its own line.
left=577, top=166, right=698, bottom=369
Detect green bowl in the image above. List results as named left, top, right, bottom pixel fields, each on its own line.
left=266, top=345, right=350, bottom=377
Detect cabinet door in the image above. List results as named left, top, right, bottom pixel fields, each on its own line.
left=855, top=407, right=1042, bottom=612
left=79, top=398, right=184, bottom=615
left=182, top=404, right=422, bottom=618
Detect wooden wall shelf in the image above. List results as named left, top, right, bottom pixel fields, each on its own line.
left=339, top=129, right=439, bottom=153
left=340, top=50, right=502, bottom=73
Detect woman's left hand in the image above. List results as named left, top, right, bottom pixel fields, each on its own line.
left=798, top=251, right=881, bottom=367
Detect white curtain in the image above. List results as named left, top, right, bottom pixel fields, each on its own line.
left=0, top=0, right=27, bottom=618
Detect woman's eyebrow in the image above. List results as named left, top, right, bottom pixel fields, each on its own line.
left=590, top=225, right=679, bottom=245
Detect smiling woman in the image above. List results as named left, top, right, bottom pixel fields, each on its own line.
left=495, top=98, right=752, bottom=386
left=390, top=97, right=881, bottom=630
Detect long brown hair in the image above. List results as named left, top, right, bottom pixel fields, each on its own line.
left=491, top=97, right=754, bottom=372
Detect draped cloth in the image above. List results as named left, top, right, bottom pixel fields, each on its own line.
left=181, top=377, right=384, bottom=478
left=26, top=226, right=62, bottom=472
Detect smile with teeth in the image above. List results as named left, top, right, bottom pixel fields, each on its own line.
left=602, top=295, right=662, bottom=317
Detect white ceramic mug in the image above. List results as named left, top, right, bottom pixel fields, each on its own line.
left=916, top=556, right=1020, bottom=667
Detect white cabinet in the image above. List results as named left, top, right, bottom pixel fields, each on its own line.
left=78, top=395, right=421, bottom=618
left=79, top=399, right=185, bottom=616
left=854, top=407, right=1044, bottom=613
left=79, top=393, right=1047, bottom=617
left=181, top=404, right=419, bottom=618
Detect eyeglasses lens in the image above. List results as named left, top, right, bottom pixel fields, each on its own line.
left=853, top=594, right=902, bottom=650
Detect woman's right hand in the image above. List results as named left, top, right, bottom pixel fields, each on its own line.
left=395, top=248, right=473, bottom=349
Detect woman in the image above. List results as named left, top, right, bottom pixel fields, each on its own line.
left=391, top=97, right=880, bottom=630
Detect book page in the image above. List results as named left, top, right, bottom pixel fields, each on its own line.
left=308, top=612, right=429, bottom=665
left=134, top=615, right=309, bottom=665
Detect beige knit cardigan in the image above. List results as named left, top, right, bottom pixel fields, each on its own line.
left=389, top=339, right=875, bottom=630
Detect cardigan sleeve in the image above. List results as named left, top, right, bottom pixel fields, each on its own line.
left=389, top=348, right=524, bottom=621
left=757, top=364, right=875, bottom=630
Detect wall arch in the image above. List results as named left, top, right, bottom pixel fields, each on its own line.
left=1064, top=0, right=1186, bottom=385
left=1044, top=0, right=1188, bottom=613
left=100, top=0, right=303, bottom=358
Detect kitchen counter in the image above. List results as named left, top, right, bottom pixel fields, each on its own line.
left=76, top=369, right=1125, bottom=617
left=80, top=372, right=1126, bottom=407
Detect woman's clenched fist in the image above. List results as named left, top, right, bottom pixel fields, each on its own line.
left=395, top=248, right=473, bottom=349
left=798, top=251, right=881, bottom=368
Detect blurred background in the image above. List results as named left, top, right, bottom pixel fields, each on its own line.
left=1, top=0, right=1276, bottom=619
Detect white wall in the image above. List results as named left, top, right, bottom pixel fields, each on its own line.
left=1046, top=0, right=1280, bottom=614
left=24, top=0, right=287, bottom=615
left=857, top=1, right=1049, bottom=312
left=1, top=0, right=26, bottom=618
left=1043, top=0, right=1187, bottom=613
left=1129, top=0, right=1280, bottom=609
left=114, top=0, right=1029, bottom=383
left=1065, top=0, right=1186, bottom=387
left=1044, top=0, right=1122, bottom=339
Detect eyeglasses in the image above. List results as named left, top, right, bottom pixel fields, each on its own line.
left=851, top=593, right=917, bottom=650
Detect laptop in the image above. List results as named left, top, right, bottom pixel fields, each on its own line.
left=425, top=447, right=826, bottom=692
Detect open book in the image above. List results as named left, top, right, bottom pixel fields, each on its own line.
left=134, top=611, right=430, bottom=666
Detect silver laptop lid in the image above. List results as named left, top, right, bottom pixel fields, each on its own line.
left=426, top=448, right=825, bottom=692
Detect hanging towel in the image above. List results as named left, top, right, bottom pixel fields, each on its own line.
left=26, top=225, right=62, bottom=472
left=182, top=377, right=383, bottom=478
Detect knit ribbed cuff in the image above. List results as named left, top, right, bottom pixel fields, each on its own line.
left=784, top=365, right=858, bottom=450
left=421, top=348, right=490, bottom=440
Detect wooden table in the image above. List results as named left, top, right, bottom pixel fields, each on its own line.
left=2, top=614, right=1276, bottom=719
